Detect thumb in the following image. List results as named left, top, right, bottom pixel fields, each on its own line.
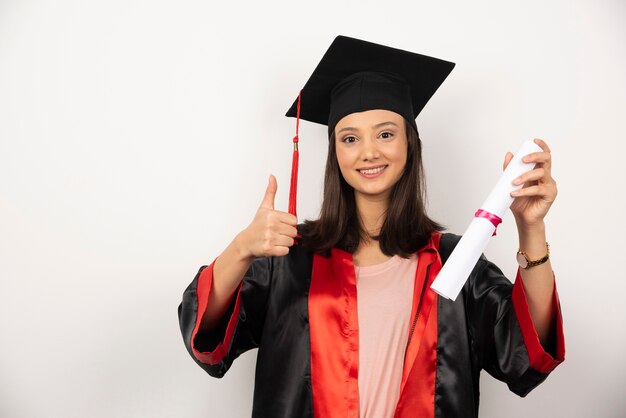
left=260, top=174, right=277, bottom=210
left=503, top=152, right=514, bottom=171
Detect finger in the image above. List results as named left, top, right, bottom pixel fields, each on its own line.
left=503, top=152, right=514, bottom=171
left=512, top=167, right=549, bottom=186
left=272, top=246, right=291, bottom=257
left=274, top=211, right=298, bottom=226
left=510, top=184, right=549, bottom=198
left=272, top=234, right=296, bottom=248
left=522, top=151, right=552, bottom=168
left=274, top=222, right=299, bottom=238
left=260, top=174, right=277, bottom=210
left=533, top=138, right=551, bottom=153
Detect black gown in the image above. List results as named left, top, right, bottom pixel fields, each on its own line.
left=178, top=229, right=565, bottom=418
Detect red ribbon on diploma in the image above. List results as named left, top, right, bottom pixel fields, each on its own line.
left=474, top=209, right=503, bottom=236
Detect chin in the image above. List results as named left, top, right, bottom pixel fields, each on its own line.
left=354, top=186, right=393, bottom=197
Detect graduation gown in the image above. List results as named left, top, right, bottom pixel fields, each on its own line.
left=178, top=229, right=565, bottom=418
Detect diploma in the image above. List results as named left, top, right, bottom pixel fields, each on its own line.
left=430, top=140, right=543, bottom=301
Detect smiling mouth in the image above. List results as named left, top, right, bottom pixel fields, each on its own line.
left=357, top=165, right=388, bottom=175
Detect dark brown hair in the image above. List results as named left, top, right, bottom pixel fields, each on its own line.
left=298, top=119, right=444, bottom=257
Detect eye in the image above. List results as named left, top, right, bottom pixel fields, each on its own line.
left=342, top=135, right=358, bottom=144
left=379, top=131, right=394, bottom=140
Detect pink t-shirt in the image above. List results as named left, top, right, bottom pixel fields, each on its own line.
left=355, top=252, right=419, bottom=418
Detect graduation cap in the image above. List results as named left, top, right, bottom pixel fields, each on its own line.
left=284, top=35, right=455, bottom=219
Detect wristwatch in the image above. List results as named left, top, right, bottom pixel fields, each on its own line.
left=516, top=242, right=550, bottom=269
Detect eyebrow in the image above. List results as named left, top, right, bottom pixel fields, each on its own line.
left=337, top=121, right=399, bottom=135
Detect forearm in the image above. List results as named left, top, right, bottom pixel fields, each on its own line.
left=199, top=232, right=255, bottom=332
left=516, top=221, right=555, bottom=346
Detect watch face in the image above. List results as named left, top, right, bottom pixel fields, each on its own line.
left=516, top=252, right=528, bottom=268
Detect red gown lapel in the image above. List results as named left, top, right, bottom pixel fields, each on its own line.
left=395, top=233, right=441, bottom=417
left=309, top=247, right=360, bottom=418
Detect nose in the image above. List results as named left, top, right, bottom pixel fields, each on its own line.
left=360, top=136, right=380, bottom=161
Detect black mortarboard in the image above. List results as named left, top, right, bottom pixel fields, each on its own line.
left=284, top=35, right=455, bottom=222
left=286, top=35, right=456, bottom=136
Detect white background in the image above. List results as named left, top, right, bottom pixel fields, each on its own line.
left=1, top=0, right=625, bottom=417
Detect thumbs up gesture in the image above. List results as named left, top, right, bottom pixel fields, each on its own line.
left=237, top=174, right=299, bottom=259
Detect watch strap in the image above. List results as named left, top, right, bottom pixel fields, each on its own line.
left=518, top=242, right=550, bottom=268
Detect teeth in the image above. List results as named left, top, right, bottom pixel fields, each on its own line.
left=359, top=166, right=385, bottom=175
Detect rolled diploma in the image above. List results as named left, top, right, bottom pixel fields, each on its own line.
left=430, top=139, right=543, bottom=301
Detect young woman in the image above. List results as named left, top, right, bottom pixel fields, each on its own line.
left=178, top=36, right=565, bottom=418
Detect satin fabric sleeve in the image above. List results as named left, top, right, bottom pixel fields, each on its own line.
left=177, top=256, right=273, bottom=378
left=466, top=255, right=565, bottom=397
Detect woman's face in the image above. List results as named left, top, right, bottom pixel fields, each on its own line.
left=334, top=109, right=408, bottom=203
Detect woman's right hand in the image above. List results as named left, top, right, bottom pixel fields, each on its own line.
left=236, top=174, right=299, bottom=259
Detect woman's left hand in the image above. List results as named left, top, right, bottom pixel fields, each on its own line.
left=504, top=138, right=558, bottom=228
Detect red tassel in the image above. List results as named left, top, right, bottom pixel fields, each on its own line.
left=288, top=89, right=302, bottom=218
left=288, top=145, right=299, bottom=216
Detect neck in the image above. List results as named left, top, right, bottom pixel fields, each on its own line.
left=355, top=190, right=389, bottom=240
